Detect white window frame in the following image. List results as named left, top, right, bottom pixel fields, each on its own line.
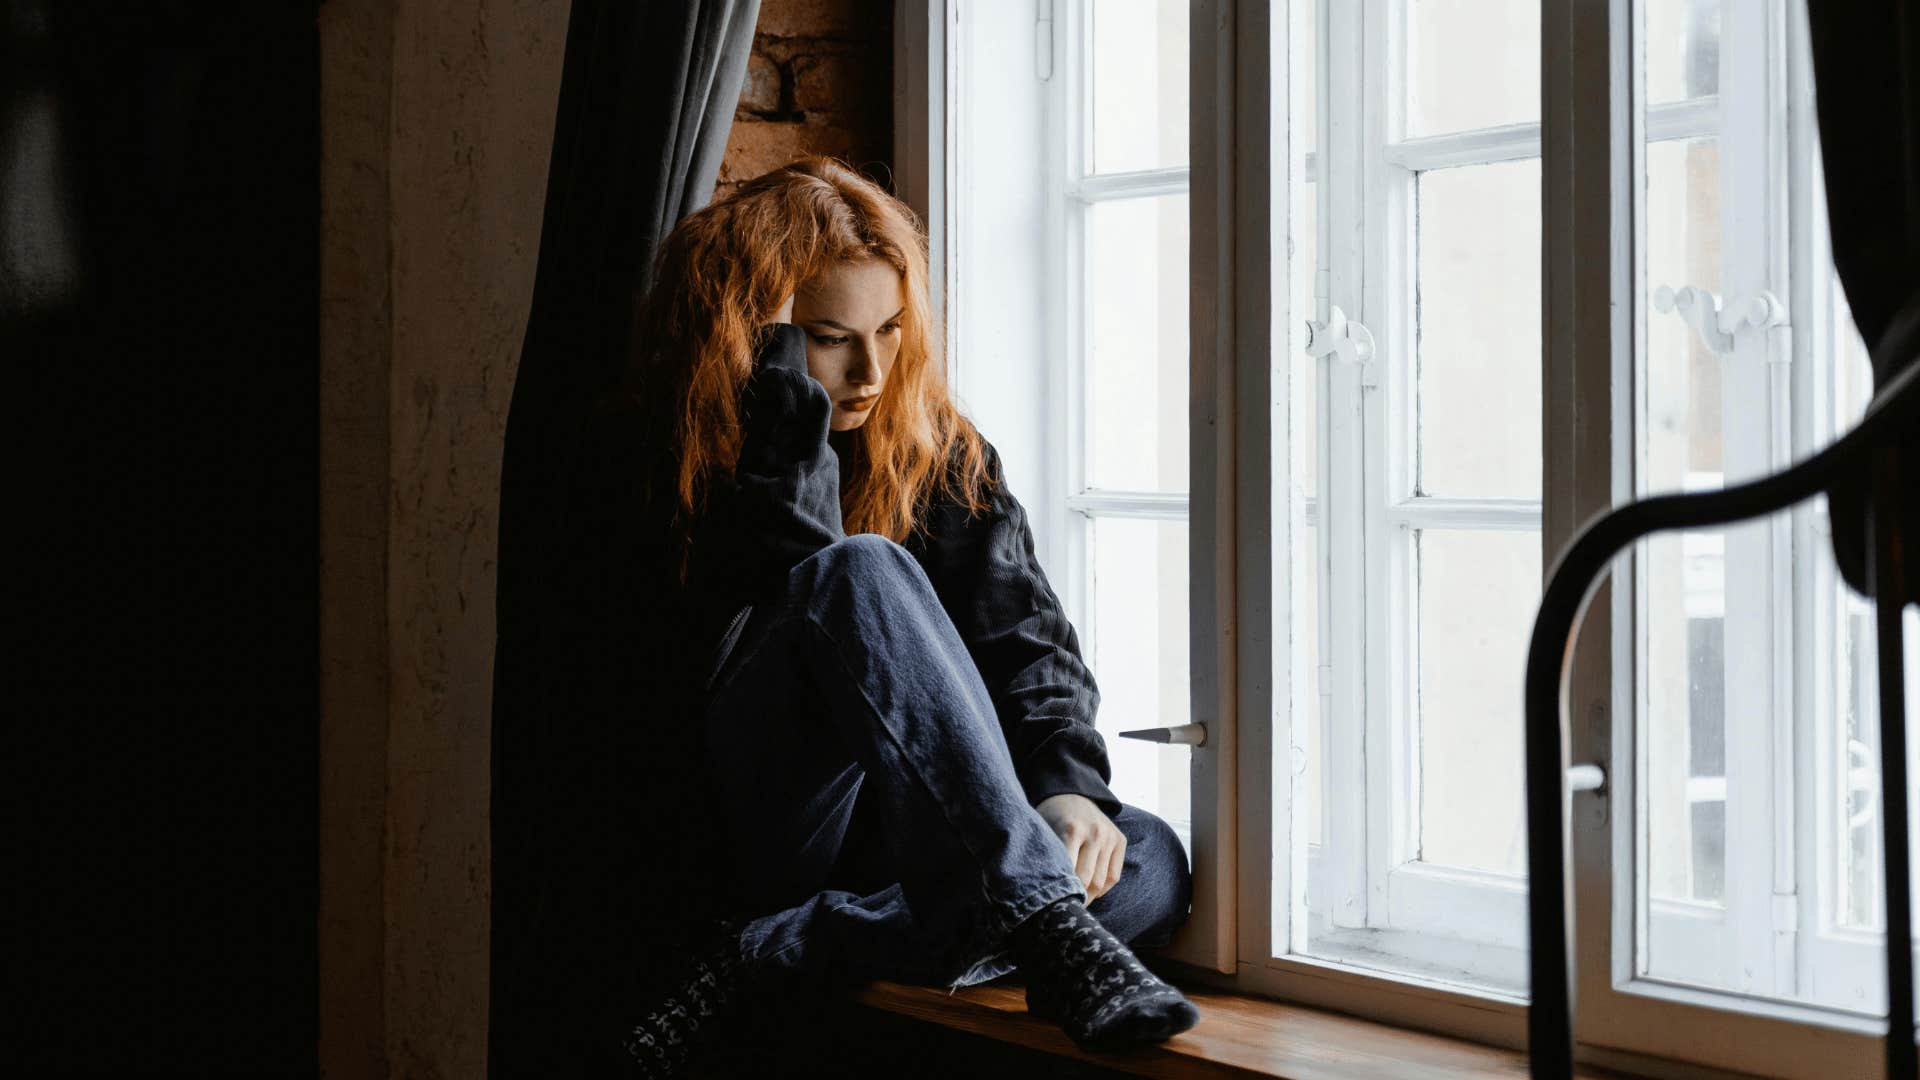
left=1296, top=0, right=1545, bottom=997
left=903, top=0, right=1906, bottom=1072
left=1564, top=2, right=1902, bottom=1076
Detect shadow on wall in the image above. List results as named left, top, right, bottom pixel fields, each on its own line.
left=6, top=1, right=318, bottom=1071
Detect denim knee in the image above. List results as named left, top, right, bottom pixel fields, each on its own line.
left=791, top=532, right=918, bottom=588
left=1108, top=805, right=1193, bottom=949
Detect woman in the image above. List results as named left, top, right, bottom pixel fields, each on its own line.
left=612, top=157, right=1198, bottom=1075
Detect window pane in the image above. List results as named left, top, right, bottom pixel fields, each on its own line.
left=1086, top=195, right=1190, bottom=493
left=1415, top=160, right=1542, bottom=500
left=1407, top=0, right=1540, bottom=136
left=1645, top=138, right=1723, bottom=488
left=1416, top=529, right=1539, bottom=876
left=1646, top=0, right=1720, bottom=105
left=1644, top=528, right=1727, bottom=907
left=1090, top=0, right=1187, bottom=174
left=1088, top=516, right=1191, bottom=846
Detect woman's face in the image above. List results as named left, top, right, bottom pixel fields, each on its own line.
left=792, top=256, right=905, bottom=431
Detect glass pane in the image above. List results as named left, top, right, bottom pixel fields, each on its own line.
left=1086, top=195, right=1190, bottom=492
left=1088, top=516, right=1191, bottom=846
left=1416, top=529, right=1539, bottom=876
left=1644, top=527, right=1727, bottom=907
left=1646, top=0, right=1721, bottom=105
left=1407, top=0, right=1540, bottom=136
left=1645, top=138, right=1723, bottom=491
left=1090, top=0, right=1188, bottom=174
left=1415, top=160, right=1542, bottom=500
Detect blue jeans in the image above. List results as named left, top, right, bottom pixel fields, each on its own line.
left=702, top=534, right=1192, bottom=989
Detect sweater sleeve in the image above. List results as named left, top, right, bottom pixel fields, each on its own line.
left=690, top=323, right=846, bottom=603
left=914, top=439, right=1121, bottom=815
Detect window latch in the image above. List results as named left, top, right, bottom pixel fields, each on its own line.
left=1567, top=762, right=1606, bottom=793
left=1119, top=723, right=1208, bottom=746
left=1304, top=305, right=1378, bottom=387
left=1653, top=284, right=1788, bottom=358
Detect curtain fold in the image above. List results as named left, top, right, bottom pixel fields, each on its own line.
left=1807, top=0, right=1920, bottom=603
left=490, top=2, right=759, bottom=1074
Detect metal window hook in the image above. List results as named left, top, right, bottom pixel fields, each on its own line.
left=1305, top=305, right=1378, bottom=387
left=1653, top=284, right=1788, bottom=358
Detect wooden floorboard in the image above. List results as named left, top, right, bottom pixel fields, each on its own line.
left=853, top=979, right=1626, bottom=1079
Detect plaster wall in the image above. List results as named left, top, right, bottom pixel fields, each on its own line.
left=319, top=1, right=568, bottom=1075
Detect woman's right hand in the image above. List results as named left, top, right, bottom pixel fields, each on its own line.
left=772, top=292, right=795, bottom=324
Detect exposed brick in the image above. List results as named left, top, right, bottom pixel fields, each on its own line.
left=718, top=119, right=861, bottom=186
left=717, top=2, right=892, bottom=198
left=753, top=0, right=865, bottom=39
left=790, top=51, right=865, bottom=116
left=737, top=51, right=783, bottom=116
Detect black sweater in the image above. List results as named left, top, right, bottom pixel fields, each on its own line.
left=698, top=322, right=1119, bottom=814
left=489, top=323, right=1114, bottom=1071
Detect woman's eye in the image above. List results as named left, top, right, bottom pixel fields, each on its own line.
left=812, top=334, right=850, bottom=347
left=880, top=323, right=901, bottom=335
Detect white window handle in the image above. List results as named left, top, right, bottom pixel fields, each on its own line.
left=1653, top=284, right=1788, bottom=357
left=1305, top=304, right=1378, bottom=387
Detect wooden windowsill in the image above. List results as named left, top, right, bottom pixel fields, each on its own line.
left=853, top=979, right=1626, bottom=1079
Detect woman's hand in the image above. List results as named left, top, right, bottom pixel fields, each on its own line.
left=772, top=292, right=795, bottom=324
left=1036, top=794, right=1126, bottom=902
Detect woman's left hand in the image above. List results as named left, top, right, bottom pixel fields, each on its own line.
left=1036, top=794, right=1126, bottom=902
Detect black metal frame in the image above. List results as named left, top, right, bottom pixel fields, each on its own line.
left=1523, top=321, right=1920, bottom=1078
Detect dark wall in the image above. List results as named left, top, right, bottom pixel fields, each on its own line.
left=5, top=1, right=318, bottom=1072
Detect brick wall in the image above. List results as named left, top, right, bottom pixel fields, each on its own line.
left=716, top=0, right=893, bottom=199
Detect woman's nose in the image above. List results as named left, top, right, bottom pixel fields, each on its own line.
left=848, top=339, right=881, bottom=385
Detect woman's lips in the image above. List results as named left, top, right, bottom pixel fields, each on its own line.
left=839, top=396, right=878, bottom=412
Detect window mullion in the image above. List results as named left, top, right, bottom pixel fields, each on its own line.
left=1361, top=0, right=1416, bottom=929
left=1317, top=0, right=1372, bottom=934
left=1713, top=0, right=1795, bottom=998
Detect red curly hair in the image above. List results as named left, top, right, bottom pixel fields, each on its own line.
left=631, top=156, right=990, bottom=562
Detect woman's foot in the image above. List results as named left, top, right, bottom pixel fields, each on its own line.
left=1012, top=896, right=1201, bottom=1052
left=619, top=921, right=748, bottom=1078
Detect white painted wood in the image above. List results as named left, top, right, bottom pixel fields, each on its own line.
left=945, top=0, right=1058, bottom=574
left=1383, top=497, right=1543, bottom=532
left=1319, top=0, right=1372, bottom=937
left=1363, top=0, right=1423, bottom=944
left=1383, top=98, right=1718, bottom=173
left=1068, top=166, right=1191, bottom=202
left=1064, top=491, right=1188, bottom=518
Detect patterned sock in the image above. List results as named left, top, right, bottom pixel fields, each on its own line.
left=1012, top=896, right=1200, bottom=1052
left=620, top=921, right=748, bottom=1078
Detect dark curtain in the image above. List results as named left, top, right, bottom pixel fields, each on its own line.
left=1807, top=0, right=1920, bottom=603
left=489, top=1, right=759, bottom=1075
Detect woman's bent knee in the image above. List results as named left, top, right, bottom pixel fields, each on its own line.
left=793, top=533, right=918, bottom=587
left=1095, top=805, right=1193, bottom=947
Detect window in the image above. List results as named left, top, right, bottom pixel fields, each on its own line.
left=918, top=0, right=1914, bottom=1072
left=1292, top=0, right=1543, bottom=998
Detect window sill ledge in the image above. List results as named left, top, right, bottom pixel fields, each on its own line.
left=853, top=978, right=1623, bottom=1079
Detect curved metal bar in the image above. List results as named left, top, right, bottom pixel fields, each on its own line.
left=1525, top=354, right=1920, bottom=1079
